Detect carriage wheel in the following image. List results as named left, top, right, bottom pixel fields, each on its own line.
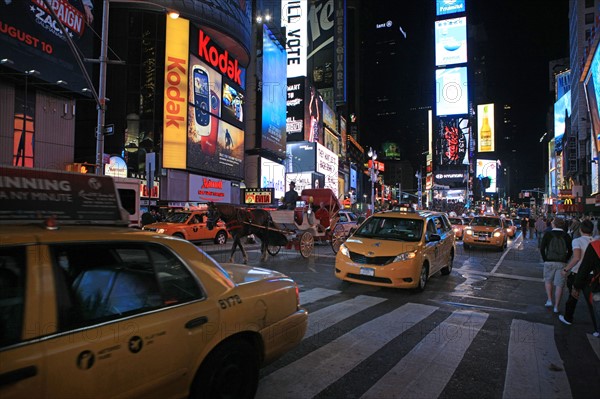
left=330, top=224, right=346, bottom=254
left=267, top=245, right=281, bottom=256
left=299, top=231, right=314, bottom=258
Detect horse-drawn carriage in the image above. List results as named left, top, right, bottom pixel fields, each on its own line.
left=207, top=189, right=349, bottom=263
left=266, top=188, right=348, bottom=258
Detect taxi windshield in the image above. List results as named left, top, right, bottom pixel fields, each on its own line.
left=353, top=217, right=423, bottom=242
left=449, top=218, right=463, bottom=225
left=471, top=217, right=501, bottom=227
left=165, top=212, right=191, bottom=223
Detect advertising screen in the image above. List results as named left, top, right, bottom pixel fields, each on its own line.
left=286, top=141, right=316, bottom=173
left=554, top=90, right=571, bottom=154
left=286, top=76, right=306, bottom=141
left=584, top=49, right=600, bottom=154
left=189, top=174, right=232, bottom=203
left=286, top=171, right=318, bottom=194
left=434, top=167, right=468, bottom=188
left=350, top=166, right=357, bottom=191
left=477, top=103, right=495, bottom=152
left=436, top=67, right=468, bottom=116
left=435, top=17, right=467, bottom=66
left=261, top=25, right=287, bottom=154
left=324, top=128, right=340, bottom=154
left=260, top=157, right=286, bottom=200
left=186, top=27, right=246, bottom=179
left=316, top=142, right=339, bottom=197
left=0, top=0, right=95, bottom=93
left=307, top=0, right=335, bottom=90
left=281, top=0, right=308, bottom=78
left=323, top=101, right=336, bottom=129
left=307, top=83, right=324, bottom=142
left=476, top=159, right=498, bottom=193
left=436, top=117, right=470, bottom=166
left=340, top=115, right=347, bottom=158
left=436, top=0, right=466, bottom=16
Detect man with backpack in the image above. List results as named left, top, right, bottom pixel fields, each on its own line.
left=540, top=218, right=573, bottom=313
left=572, top=238, right=600, bottom=337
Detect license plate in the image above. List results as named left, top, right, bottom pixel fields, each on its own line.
left=360, top=267, right=374, bottom=276
left=478, top=236, right=487, bottom=241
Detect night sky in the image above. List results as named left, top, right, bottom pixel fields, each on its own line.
left=358, top=0, right=570, bottom=197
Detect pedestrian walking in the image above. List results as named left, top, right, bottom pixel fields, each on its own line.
left=571, top=238, right=600, bottom=337
left=540, top=218, right=573, bottom=313
left=521, top=217, right=528, bottom=239
left=528, top=216, right=536, bottom=241
left=559, top=220, right=594, bottom=326
left=535, top=216, right=546, bottom=248
left=569, top=216, right=581, bottom=239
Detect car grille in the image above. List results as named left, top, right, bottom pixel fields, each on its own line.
left=473, top=231, right=491, bottom=238
left=347, top=273, right=392, bottom=284
left=349, top=251, right=396, bottom=266
left=143, top=227, right=157, bottom=232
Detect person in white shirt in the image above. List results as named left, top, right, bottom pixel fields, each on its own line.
left=559, top=219, right=595, bottom=325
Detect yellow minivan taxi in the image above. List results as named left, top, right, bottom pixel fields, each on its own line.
left=0, top=167, right=307, bottom=399
left=335, top=210, right=455, bottom=290
left=463, top=215, right=508, bottom=251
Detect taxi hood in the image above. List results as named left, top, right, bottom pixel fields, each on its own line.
left=344, top=237, right=419, bottom=256
left=220, top=262, right=288, bottom=285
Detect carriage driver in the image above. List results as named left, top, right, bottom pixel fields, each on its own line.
left=284, top=181, right=299, bottom=210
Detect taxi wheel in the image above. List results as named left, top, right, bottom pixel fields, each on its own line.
left=441, top=251, right=453, bottom=275
left=173, top=233, right=185, bottom=239
left=416, top=264, right=429, bottom=291
left=214, top=230, right=228, bottom=245
left=190, top=339, right=259, bottom=399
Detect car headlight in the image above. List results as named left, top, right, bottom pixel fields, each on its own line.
left=393, top=251, right=417, bottom=262
left=157, top=228, right=166, bottom=234
left=493, top=231, right=502, bottom=237
left=465, top=229, right=473, bottom=235
left=340, top=243, right=350, bottom=257
left=453, top=227, right=460, bottom=232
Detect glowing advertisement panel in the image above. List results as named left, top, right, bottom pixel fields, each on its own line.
left=477, top=103, right=495, bottom=152
left=189, top=174, right=232, bottom=203
left=436, top=67, right=468, bottom=116
left=436, top=117, right=470, bottom=166
left=584, top=48, right=600, bottom=154
left=260, top=158, right=286, bottom=200
left=476, top=159, right=498, bottom=193
left=554, top=90, right=571, bottom=154
left=281, top=0, right=308, bottom=77
left=261, top=25, right=287, bottom=154
left=286, top=172, right=322, bottom=193
left=435, top=17, right=467, bottom=66
left=436, top=0, right=466, bottom=16
left=316, top=142, right=339, bottom=197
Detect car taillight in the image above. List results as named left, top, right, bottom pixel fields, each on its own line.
left=295, top=284, right=300, bottom=309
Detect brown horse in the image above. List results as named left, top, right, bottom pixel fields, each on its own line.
left=207, top=203, right=285, bottom=263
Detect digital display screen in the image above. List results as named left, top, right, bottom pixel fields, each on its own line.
left=477, top=103, right=495, bottom=153
left=261, top=25, right=287, bottom=154
left=222, top=82, right=244, bottom=126
left=436, top=0, right=466, bottom=16
left=436, top=67, right=469, bottom=116
left=436, top=117, right=470, bottom=166
left=286, top=141, right=316, bottom=173
left=435, top=17, right=467, bottom=66
left=260, top=157, right=286, bottom=200
left=554, top=90, right=571, bottom=154
left=476, top=159, right=498, bottom=193
left=286, top=76, right=306, bottom=142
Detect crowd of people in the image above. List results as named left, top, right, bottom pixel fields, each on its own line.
left=537, top=214, right=600, bottom=338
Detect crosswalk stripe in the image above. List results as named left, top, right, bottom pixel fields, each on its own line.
left=255, top=302, right=438, bottom=399
left=299, top=287, right=341, bottom=305
left=503, top=319, right=572, bottom=399
left=361, top=310, right=488, bottom=399
left=304, top=295, right=387, bottom=339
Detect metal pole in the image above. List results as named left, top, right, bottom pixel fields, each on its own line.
left=95, top=0, right=110, bottom=175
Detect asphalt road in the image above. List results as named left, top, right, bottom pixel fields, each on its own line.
left=203, top=232, right=600, bottom=399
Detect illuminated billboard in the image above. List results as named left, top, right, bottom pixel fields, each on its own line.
left=584, top=53, right=600, bottom=155
left=436, top=117, right=470, bottom=166
left=308, top=83, right=324, bottom=142
left=189, top=174, right=232, bottom=203
left=286, top=141, right=316, bottom=173
left=260, top=158, right=286, bottom=200
left=476, top=159, right=498, bottom=193
left=554, top=90, right=571, bottom=154
left=477, top=103, right=495, bottom=152
left=281, top=0, right=308, bottom=78
left=261, top=25, right=287, bottom=154
left=436, top=66, right=468, bottom=116
left=436, top=0, right=466, bottom=16
left=316, top=142, right=339, bottom=196
left=307, top=0, right=335, bottom=90
left=435, top=17, right=467, bottom=66
left=286, top=172, right=324, bottom=193
left=286, top=77, right=306, bottom=142
left=0, top=0, right=95, bottom=93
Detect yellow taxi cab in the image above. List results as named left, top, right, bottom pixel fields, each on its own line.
left=142, top=209, right=231, bottom=245
left=448, top=217, right=468, bottom=240
left=463, top=215, right=508, bottom=251
left=0, top=167, right=307, bottom=399
left=335, top=209, right=455, bottom=290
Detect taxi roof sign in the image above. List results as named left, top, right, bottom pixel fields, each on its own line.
left=0, top=167, right=126, bottom=225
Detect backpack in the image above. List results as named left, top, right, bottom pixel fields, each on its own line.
left=545, top=232, right=568, bottom=262
left=590, top=241, right=600, bottom=293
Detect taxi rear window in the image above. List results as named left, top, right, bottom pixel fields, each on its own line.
left=50, top=243, right=204, bottom=330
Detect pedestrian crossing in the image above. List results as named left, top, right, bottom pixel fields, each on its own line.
left=257, top=288, right=600, bottom=399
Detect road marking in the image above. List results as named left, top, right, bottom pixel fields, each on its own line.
left=299, top=288, right=341, bottom=305
left=440, top=300, right=529, bottom=314
left=304, top=295, right=387, bottom=339
left=255, top=303, right=438, bottom=399
left=491, top=233, right=520, bottom=274
left=455, top=268, right=543, bottom=283
left=503, top=319, right=571, bottom=399
left=361, top=310, right=488, bottom=399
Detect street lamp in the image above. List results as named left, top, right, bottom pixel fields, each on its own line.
left=367, top=147, right=379, bottom=213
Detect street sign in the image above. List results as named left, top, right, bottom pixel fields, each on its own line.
left=103, top=124, right=114, bottom=136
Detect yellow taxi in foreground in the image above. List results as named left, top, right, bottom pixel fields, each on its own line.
left=143, top=209, right=231, bottom=245
left=0, top=168, right=307, bottom=399
left=335, top=210, right=455, bottom=290
left=463, top=215, right=508, bottom=251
